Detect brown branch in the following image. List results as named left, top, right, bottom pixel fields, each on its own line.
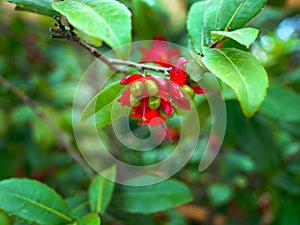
left=73, top=39, right=171, bottom=73
left=109, top=58, right=171, bottom=74
left=49, top=17, right=171, bottom=74
left=73, top=34, right=123, bottom=72
left=0, top=75, right=95, bottom=179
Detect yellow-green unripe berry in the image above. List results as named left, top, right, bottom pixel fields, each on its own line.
left=180, top=85, right=195, bottom=100
left=148, top=97, right=161, bottom=109
left=145, top=80, right=159, bottom=96
left=130, top=81, right=144, bottom=96
left=130, top=94, right=141, bottom=106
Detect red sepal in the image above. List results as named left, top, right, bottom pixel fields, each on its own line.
left=120, top=74, right=143, bottom=85
left=169, top=57, right=189, bottom=86
left=148, top=75, right=169, bottom=89
left=139, top=36, right=179, bottom=67
left=192, top=86, right=208, bottom=94
left=119, top=88, right=131, bottom=106
left=173, top=98, right=191, bottom=110
left=169, top=82, right=184, bottom=100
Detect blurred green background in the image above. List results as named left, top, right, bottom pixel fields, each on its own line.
left=1, top=0, right=300, bottom=224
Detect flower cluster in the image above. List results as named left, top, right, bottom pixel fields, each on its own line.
left=119, top=37, right=206, bottom=127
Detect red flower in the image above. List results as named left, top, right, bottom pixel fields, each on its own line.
left=139, top=36, right=180, bottom=67
left=118, top=59, right=207, bottom=128
left=119, top=74, right=175, bottom=127
left=120, top=74, right=143, bottom=85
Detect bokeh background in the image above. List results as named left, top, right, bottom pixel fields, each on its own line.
left=1, top=0, right=300, bottom=224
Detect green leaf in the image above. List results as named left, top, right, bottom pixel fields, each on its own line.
left=202, top=2, right=223, bottom=46
left=88, top=166, right=116, bottom=214
left=132, top=0, right=165, bottom=40
left=202, top=47, right=269, bottom=117
left=186, top=1, right=210, bottom=53
left=211, top=27, right=259, bottom=48
left=259, top=86, right=300, bottom=122
left=287, top=159, right=300, bottom=174
left=0, top=211, right=10, bottom=225
left=224, top=152, right=255, bottom=173
left=75, top=30, right=103, bottom=48
left=277, top=198, right=300, bottom=225
left=219, top=81, right=237, bottom=100
left=65, top=195, right=89, bottom=218
left=0, top=178, right=75, bottom=225
left=6, top=0, right=60, bottom=16
left=13, top=221, right=31, bottom=225
left=11, top=105, right=34, bottom=124
left=52, top=0, right=132, bottom=58
left=208, top=184, right=233, bottom=206
left=80, top=81, right=128, bottom=126
left=77, top=213, right=101, bottom=225
left=187, top=0, right=266, bottom=51
left=111, top=175, right=193, bottom=214
left=272, top=174, right=300, bottom=194
left=213, top=0, right=267, bottom=32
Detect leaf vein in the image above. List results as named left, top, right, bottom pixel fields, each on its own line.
left=215, top=49, right=249, bottom=103
left=225, top=0, right=246, bottom=30
left=1, top=191, right=73, bottom=222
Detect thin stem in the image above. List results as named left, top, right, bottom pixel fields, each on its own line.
left=74, top=36, right=123, bottom=72
left=75, top=41, right=171, bottom=73
left=50, top=27, right=122, bottom=72
left=109, top=58, right=171, bottom=74
left=49, top=17, right=171, bottom=74
left=0, top=75, right=95, bottom=179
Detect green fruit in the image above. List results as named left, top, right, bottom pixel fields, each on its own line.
left=148, top=97, right=161, bottom=109
left=145, top=80, right=159, bottom=96
left=130, top=81, right=144, bottom=96
left=180, top=85, right=195, bottom=100
left=130, top=94, right=141, bottom=106
left=159, top=107, right=174, bottom=119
